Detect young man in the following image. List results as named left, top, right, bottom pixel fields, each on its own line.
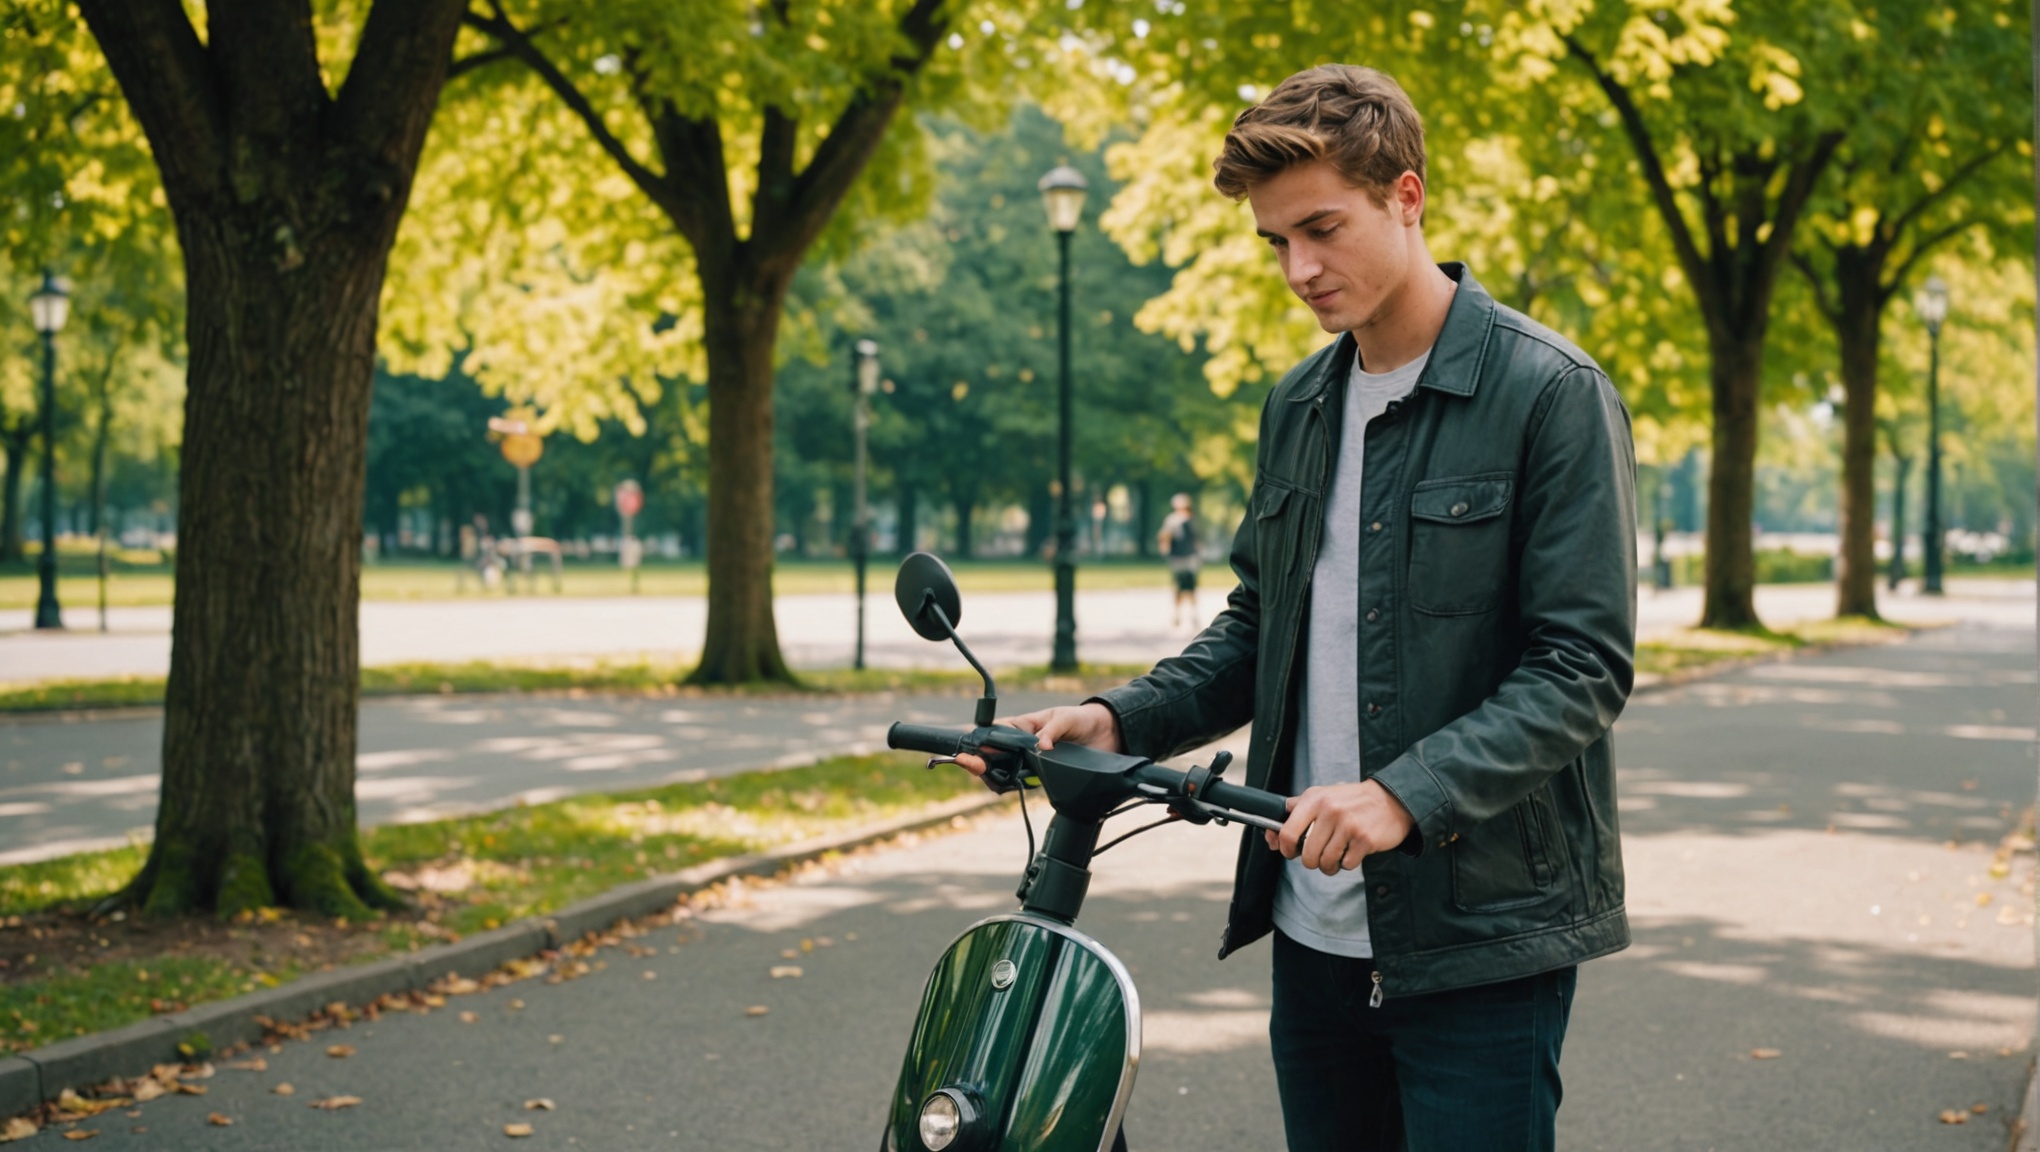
left=1157, top=492, right=1201, bottom=626
left=964, top=64, right=1636, bottom=1149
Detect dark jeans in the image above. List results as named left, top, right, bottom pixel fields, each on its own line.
left=1269, top=930, right=1576, bottom=1152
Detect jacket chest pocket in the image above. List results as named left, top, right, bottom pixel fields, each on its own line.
left=1253, top=482, right=1301, bottom=584
left=1407, top=474, right=1513, bottom=616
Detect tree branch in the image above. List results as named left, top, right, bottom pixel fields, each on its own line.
left=758, top=0, right=950, bottom=268
left=1747, top=131, right=1844, bottom=327
left=332, top=0, right=466, bottom=176
left=1884, top=216, right=1987, bottom=300
left=1884, top=143, right=2009, bottom=244
left=464, top=4, right=676, bottom=215
left=1562, top=33, right=1714, bottom=315
left=447, top=45, right=517, bottom=79
left=1789, top=247, right=1840, bottom=326
left=73, top=0, right=226, bottom=199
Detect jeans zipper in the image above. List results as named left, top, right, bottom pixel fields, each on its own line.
left=1369, top=970, right=1384, bottom=1008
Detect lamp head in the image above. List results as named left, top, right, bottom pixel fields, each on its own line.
left=28, top=271, right=69, bottom=335
left=1037, top=165, right=1089, bottom=234
left=856, top=338, right=881, bottom=395
left=1916, top=275, right=1950, bottom=333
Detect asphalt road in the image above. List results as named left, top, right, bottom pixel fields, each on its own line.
left=47, top=623, right=2039, bottom=1150
left=0, top=690, right=1075, bottom=864
left=2, top=578, right=2030, bottom=683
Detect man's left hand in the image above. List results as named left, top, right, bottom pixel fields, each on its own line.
left=1266, top=781, right=1416, bottom=875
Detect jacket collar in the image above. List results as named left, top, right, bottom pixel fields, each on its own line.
left=1287, top=262, right=1496, bottom=403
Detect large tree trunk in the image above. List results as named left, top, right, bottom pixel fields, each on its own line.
left=689, top=281, right=793, bottom=685
left=79, top=0, right=465, bottom=918
left=1699, top=334, right=1765, bottom=630
left=134, top=226, right=400, bottom=918
left=1832, top=257, right=1884, bottom=620
left=1888, top=451, right=1912, bottom=590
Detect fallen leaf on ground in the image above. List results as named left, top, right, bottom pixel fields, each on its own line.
left=1939, top=1109, right=1969, bottom=1125
left=642, top=971, right=657, bottom=981
left=1972, top=1104, right=1989, bottom=1114
left=769, top=966, right=803, bottom=979
left=523, top=1099, right=555, bottom=1111
left=509, top=1000, right=525, bottom=1010
left=1750, top=1049, right=1781, bottom=1060
left=130, top=1081, right=165, bottom=1103
left=504, top=1123, right=535, bottom=1137
left=744, top=1005, right=769, bottom=1016
left=547, top=1034, right=564, bottom=1044
left=227, top=1058, right=267, bottom=1071
left=57, top=1091, right=130, bottom=1116
left=207, top=1114, right=232, bottom=1126
left=439, top=977, right=481, bottom=995
left=459, top=1011, right=479, bottom=1024
left=0, top=1117, right=35, bottom=1142
left=171, top=1084, right=206, bottom=1096
left=273, top=1084, right=295, bottom=1097
left=326, top=1044, right=356, bottom=1058
left=310, top=1096, right=363, bottom=1111
left=61, top=1131, right=97, bottom=1141
left=779, top=948, right=798, bottom=959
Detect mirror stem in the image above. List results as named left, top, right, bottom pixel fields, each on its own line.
left=922, top=595, right=998, bottom=726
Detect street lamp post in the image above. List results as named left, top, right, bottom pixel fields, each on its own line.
left=28, top=272, right=68, bottom=631
left=1039, top=164, right=1088, bottom=673
left=852, top=338, right=880, bottom=671
left=1916, top=275, right=1949, bottom=596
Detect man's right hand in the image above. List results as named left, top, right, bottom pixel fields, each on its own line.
left=953, top=702, right=1125, bottom=782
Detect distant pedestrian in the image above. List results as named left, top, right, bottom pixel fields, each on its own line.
left=1157, top=493, right=1201, bottom=626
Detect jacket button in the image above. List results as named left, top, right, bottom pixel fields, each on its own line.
left=1366, top=703, right=1383, bottom=717
left=1449, top=501, right=1470, bottom=517
left=1374, top=885, right=1390, bottom=898
left=1369, top=521, right=1383, bottom=532
left=1364, top=608, right=1380, bottom=623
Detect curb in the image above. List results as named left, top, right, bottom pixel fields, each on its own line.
left=5, top=788, right=1011, bottom=1111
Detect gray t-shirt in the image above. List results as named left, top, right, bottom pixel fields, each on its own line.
left=1271, top=345, right=1430, bottom=958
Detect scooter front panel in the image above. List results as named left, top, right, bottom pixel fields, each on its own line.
left=885, top=914, right=1139, bottom=1152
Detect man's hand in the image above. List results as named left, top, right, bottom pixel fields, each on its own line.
left=1266, top=781, right=1415, bottom=875
left=953, top=702, right=1124, bottom=784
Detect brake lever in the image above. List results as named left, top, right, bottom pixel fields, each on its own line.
left=1166, top=750, right=1234, bottom=825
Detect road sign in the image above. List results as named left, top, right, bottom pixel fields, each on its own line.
left=614, top=480, right=644, bottom=519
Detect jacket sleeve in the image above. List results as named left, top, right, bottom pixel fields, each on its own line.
left=1369, top=365, right=1638, bottom=851
left=1089, top=413, right=1273, bottom=761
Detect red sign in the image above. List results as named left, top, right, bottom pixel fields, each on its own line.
left=614, top=480, right=644, bottom=519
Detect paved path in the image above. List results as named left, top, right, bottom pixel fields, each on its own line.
left=48, top=624, right=2040, bottom=1149
left=1, top=578, right=2030, bottom=683
left=0, top=690, right=1072, bottom=864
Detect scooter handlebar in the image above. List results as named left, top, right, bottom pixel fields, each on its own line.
left=886, top=721, right=973, bottom=757
left=1200, top=777, right=1290, bottom=826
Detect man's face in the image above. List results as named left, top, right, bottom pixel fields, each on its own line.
left=1248, top=160, right=1422, bottom=335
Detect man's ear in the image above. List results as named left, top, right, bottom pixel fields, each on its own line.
left=1397, top=170, right=1426, bottom=227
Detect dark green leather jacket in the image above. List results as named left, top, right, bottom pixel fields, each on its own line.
left=1095, top=265, right=1636, bottom=998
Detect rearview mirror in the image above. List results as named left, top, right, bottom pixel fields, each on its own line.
left=895, top=551, right=963, bottom=642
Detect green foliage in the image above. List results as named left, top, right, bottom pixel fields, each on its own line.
left=774, top=106, right=1262, bottom=557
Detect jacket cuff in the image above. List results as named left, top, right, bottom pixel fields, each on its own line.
left=1089, top=682, right=1171, bottom=759
left=1371, top=753, right=1453, bottom=856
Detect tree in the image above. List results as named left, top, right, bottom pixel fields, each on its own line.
left=75, top=0, right=468, bottom=917
left=1788, top=0, right=2032, bottom=618
left=445, top=1, right=1117, bottom=683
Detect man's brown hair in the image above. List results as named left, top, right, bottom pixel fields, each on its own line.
left=1211, top=64, right=1427, bottom=204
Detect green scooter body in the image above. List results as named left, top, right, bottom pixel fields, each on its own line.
left=883, top=912, right=1138, bottom=1152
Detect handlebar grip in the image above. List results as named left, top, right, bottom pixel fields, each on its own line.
left=1202, top=779, right=1290, bottom=825
left=886, top=722, right=972, bottom=757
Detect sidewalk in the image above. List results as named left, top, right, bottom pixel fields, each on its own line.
left=24, top=624, right=2033, bottom=1148
left=1, top=578, right=2029, bottom=684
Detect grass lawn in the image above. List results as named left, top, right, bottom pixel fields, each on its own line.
left=0, top=552, right=1232, bottom=610
left=1634, top=615, right=1906, bottom=680
left=0, top=660, right=1151, bottom=714
left=0, top=749, right=989, bottom=1053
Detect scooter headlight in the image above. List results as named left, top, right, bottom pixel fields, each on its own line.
left=917, top=1088, right=979, bottom=1150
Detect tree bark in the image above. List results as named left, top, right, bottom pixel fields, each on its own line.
left=1699, top=333, right=1764, bottom=630
left=896, top=482, right=919, bottom=557
left=1888, top=451, right=1912, bottom=591
left=1832, top=250, right=1884, bottom=619
left=953, top=496, right=975, bottom=559
left=689, top=280, right=793, bottom=684
left=79, top=0, right=465, bottom=918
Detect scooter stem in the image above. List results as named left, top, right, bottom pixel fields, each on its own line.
left=1017, top=814, right=1101, bottom=924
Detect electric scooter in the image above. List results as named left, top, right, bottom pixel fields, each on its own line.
left=880, top=552, right=1290, bottom=1152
